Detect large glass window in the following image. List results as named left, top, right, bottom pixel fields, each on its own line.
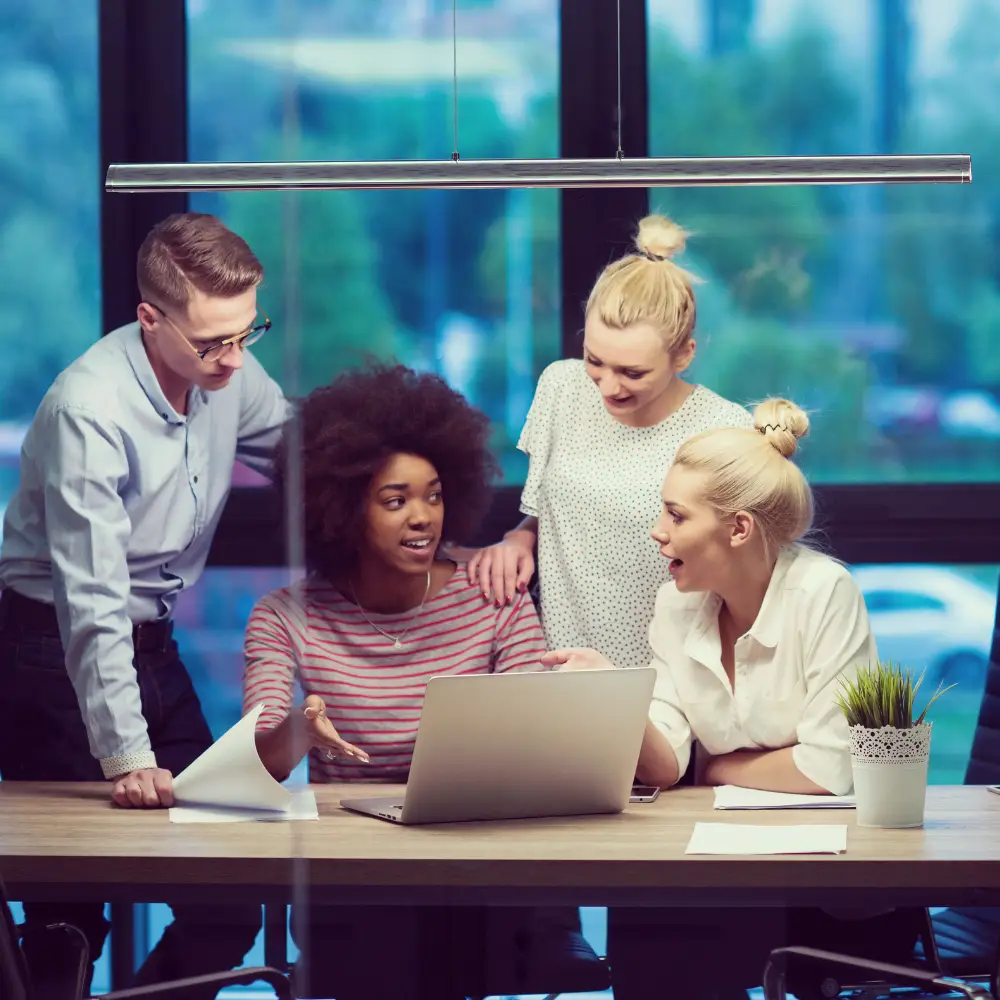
left=0, top=7, right=101, bottom=536
left=648, top=0, right=998, bottom=482
left=851, top=562, right=997, bottom=783
left=188, top=0, right=560, bottom=484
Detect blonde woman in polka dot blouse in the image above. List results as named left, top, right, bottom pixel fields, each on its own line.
left=468, top=214, right=752, bottom=674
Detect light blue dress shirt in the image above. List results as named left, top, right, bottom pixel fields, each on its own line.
left=0, top=322, right=290, bottom=777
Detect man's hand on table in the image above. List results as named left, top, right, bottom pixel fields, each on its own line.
left=111, top=767, right=175, bottom=808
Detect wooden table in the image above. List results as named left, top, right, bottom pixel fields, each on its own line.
left=2, top=782, right=1000, bottom=909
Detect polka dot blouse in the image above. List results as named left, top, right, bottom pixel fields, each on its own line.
left=518, top=359, right=753, bottom=671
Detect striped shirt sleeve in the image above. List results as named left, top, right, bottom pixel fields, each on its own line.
left=491, top=589, right=549, bottom=673
left=243, top=592, right=300, bottom=731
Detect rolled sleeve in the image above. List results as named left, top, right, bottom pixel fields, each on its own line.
left=794, top=571, right=878, bottom=795
left=234, top=351, right=292, bottom=479
left=647, top=583, right=695, bottom=779
left=43, top=405, right=153, bottom=775
left=517, top=363, right=561, bottom=518
left=648, top=656, right=694, bottom=780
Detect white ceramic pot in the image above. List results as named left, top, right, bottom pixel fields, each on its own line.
left=848, top=723, right=932, bottom=829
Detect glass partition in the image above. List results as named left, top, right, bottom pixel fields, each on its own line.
left=186, top=1, right=561, bottom=993
left=0, top=0, right=103, bottom=988
left=0, top=6, right=100, bottom=541
left=189, top=0, right=561, bottom=485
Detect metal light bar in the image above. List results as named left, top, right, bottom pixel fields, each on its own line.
left=106, top=154, right=971, bottom=193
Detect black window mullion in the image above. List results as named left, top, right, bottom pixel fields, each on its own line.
left=559, top=0, right=649, bottom=359
left=100, top=0, right=188, bottom=335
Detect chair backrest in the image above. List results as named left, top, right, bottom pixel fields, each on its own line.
left=0, top=877, right=31, bottom=1000
left=965, top=586, right=1000, bottom=784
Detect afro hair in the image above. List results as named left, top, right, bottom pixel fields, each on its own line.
left=276, top=363, right=500, bottom=579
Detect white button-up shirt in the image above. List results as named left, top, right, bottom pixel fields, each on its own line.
left=648, top=545, right=876, bottom=796
left=0, top=322, right=290, bottom=776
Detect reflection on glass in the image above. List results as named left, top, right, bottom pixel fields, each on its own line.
left=188, top=0, right=561, bottom=484
left=648, top=0, right=1000, bottom=482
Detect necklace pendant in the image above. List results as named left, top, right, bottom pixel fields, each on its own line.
left=393, top=639, right=403, bottom=649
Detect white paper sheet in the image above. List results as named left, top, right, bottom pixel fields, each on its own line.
left=170, top=788, right=319, bottom=824
left=168, top=703, right=314, bottom=823
left=713, top=785, right=856, bottom=811
left=685, top=822, right=848, bottom=855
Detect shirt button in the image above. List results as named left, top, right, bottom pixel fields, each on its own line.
left=193, top=475, right=199, bottom=483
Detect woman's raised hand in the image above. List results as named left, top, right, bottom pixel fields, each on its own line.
left=301, top=694, right=370, bottom=763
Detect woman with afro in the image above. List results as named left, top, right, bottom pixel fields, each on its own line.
left=242, top=364, right=564, bottom=999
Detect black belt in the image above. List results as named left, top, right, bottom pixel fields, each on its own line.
left=0, top=589, right=173, bottom=653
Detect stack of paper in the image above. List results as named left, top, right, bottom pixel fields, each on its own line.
left=685, top=822, right=848, bottom=855
left=169, top=703, right=319, bottom=824
left=713, top=785, right=855, bottom=810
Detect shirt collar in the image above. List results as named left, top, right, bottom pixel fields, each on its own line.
left=123, top=322, right=205, bottom=425
left=746, top=545, right=797, bottom=648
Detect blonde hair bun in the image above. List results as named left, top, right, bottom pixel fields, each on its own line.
left=635, top=214, right=689, bottom=261
left=752, top=398, right=810, bottom=459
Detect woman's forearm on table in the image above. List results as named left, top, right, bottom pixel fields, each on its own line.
left=703, top=746, right=829, bottom=793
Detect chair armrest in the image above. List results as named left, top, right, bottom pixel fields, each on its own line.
left=763, top=946, right=992, bottom=1000
left=98, top=966, right=292, bottom=1000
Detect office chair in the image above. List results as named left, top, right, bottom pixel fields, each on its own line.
left=924, top=615, right=1000, bottom=988
left=1, top=879, right=293, bottom=1000
left=763, top=946, right=993, bottom=1000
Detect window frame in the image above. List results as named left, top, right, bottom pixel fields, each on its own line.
left=99, top=0, right=1000, bottom=571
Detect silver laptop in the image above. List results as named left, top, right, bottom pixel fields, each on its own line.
left=340, top=667, right=656, bottom=825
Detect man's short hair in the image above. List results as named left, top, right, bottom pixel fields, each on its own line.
left=136, top=212, right=263, bottom=311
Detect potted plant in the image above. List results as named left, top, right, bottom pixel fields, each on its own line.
left=836, top=661, right=954, bottom=829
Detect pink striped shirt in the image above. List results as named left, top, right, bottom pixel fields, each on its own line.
left=243, top=566, right=549, bottom=781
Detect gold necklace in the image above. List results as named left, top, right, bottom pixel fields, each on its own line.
left=349, top=571, right=432, bottom=649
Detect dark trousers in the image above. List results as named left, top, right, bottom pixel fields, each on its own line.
left=607, top=905, right=926, bottom=1000
left=0, top=595, right=262, bottom=1000
left=291, top=903, right=582, bottom=1000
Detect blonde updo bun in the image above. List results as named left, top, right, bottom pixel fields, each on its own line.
left=752, top=398, right=810, bottom=460
left=634, top=214, right=689, bottom=261
left=585, top=212, right=699, bottom=351
left=673, top=398, right=814, bottom=558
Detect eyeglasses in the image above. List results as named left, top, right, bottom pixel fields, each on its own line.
left=145, top=302, right=272, bottom=361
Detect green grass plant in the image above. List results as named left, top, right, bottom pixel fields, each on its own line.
left=836, top=660, right=954, bottom=730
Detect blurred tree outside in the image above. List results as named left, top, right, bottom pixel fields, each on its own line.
left=4, top=1, right=1000, bottom=484
left=0, top=4, right=100, bottom=422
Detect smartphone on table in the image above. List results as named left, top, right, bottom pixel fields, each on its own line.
left=629, top=784, right=661, bottom=804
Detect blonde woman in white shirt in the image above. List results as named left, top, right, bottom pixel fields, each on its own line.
left=544, top=399, right=922, bottom=1000
left=465, top=214, right=751, bottom=674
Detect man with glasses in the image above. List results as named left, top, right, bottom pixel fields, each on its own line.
left=0, top=212, right=288, bottom=998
